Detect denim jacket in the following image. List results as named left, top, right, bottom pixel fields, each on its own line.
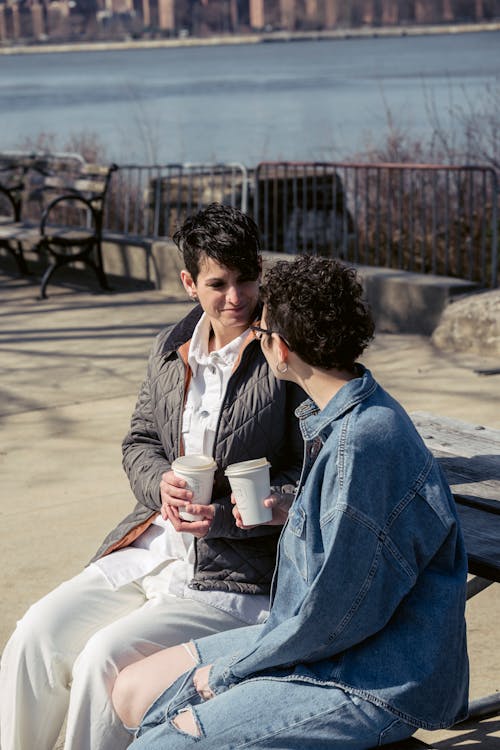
left=208, top=366, right=469, bottom=730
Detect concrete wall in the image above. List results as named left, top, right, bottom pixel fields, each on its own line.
left=101, top=239, right=479, bottom=335
left=0, top=237, right=479, bottom=335
left=354, top=265, right=478, bottom=336
left=101, top=236, right=186, bottom=297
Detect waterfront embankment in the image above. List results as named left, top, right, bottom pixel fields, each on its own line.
left=1, top=20, right=500, bottom=55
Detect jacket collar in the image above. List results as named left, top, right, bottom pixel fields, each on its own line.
left=297, top=365, right=378, bottom=441
left=159, top=302, right=263, bottom=355
left=161, top=304, right=204, bottom=354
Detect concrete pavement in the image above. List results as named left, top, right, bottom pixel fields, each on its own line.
left=1, top=268, right=499, bottom=748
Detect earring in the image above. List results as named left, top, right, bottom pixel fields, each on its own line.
left=277, top=361, right=288, bottom=374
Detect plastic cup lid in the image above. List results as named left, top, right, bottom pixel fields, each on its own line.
left=225, top=457, right=270, bottom=475
left=172, top=455, right=217, bottom=472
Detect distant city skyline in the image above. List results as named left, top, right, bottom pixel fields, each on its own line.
left=0, top=0, right=498, bottom=45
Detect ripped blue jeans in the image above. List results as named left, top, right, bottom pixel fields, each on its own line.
left=128, top=627, right=416, bottom=750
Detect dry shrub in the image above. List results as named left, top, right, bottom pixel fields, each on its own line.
left=16, top=131, right=107, bottom=165
left=343, top=85, right=499, bottom=285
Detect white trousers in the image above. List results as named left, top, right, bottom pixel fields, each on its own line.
left=0, top=565, right=247, bottom=750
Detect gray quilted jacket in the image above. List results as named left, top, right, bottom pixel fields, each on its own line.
left=91, top=304, right=305, bottom=595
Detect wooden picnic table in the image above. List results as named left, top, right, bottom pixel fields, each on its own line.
left=411, top=411, right=500, bottom=724
left=412, top=412, right=500, bottom=582
left=374, top=413, right=500, bottom=750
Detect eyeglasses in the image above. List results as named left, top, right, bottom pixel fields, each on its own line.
left=250, top=325, right=291, bottom=348
left=250, top=324, right=276, bottom=340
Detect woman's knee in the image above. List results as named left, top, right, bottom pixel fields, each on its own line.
left=111, top=661, right=146, bottom=730
left=112, top=643, right=199, bottom=731
left=70, top=625, right=129, bottom=696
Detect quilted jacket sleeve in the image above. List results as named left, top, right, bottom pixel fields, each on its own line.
left=121, top=329, right=174, bottom=513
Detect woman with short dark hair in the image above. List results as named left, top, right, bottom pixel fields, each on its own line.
left=0, top=204, right=304, bottom=750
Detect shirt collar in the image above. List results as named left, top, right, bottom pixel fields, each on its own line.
left=187, top=313, right=251, bottom=375
left=297, top=365, right=378, bottom=441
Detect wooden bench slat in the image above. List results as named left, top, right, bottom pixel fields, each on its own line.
left=411, top=412, right=500, bottom=456
left=73, top=178, right=108, bottom=193
left=412, top=412, right=500, bottom=506
left=81, top=163, right=114, bottom=176
left=0, top=224, right=93, bottom=241
left=381, top=740, right=437, bottom=749
left=39, top=177, right=107, bottom=194
left=457, top=503, right=500, bottom=580
left=0, top=222, right=38, bottom=240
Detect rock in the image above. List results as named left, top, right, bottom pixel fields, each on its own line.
left=432, top=289, right=500, bottom=356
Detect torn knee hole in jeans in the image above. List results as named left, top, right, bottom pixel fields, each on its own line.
left=172, top=707, right=201, bottom=737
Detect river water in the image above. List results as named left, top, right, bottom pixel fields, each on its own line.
left=0, top=30, right=499, bottom=165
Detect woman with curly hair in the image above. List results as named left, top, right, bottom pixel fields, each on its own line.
left=112, top=255, right=469, bottom=750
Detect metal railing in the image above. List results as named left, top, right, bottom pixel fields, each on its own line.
left=101, top=160, right=498, bottom=288
left=254, top=161, right=499, bottom=288
left=5, top=153, right=496, bottom=287
left=103, top=162, right=248, bottom=240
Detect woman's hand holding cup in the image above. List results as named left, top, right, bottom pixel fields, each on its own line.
left=160, top=470, right=193, bottom=519
left=231, top=491, right=293, bottom=529
left=160, top=470, right=215, bottom=538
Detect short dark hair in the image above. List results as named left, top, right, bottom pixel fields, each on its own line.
left=260, top=256, right=374, bottom=370
left=172, top=203, right=261, bottom=282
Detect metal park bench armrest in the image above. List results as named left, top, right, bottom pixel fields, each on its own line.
left=0, top=182, right=23, bottom=222
left=40, top=191, right=101, bottom=238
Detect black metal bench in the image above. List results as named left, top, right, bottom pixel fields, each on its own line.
left=0, top=153, right=117, bottom=298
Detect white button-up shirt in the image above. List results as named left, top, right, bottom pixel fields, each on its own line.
left=92, top=313, right=269, bottom=625
left=182, top=313, right=246, bottom=456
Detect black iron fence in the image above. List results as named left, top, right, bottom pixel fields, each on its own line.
left=92, top=160, right=499, bottom=289
left=253, top=162, right=498, bottom=288
left=5, top=153, right=495, bottom=287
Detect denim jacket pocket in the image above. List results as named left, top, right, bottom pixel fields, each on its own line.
left=283, top=501, right=308, bottom=581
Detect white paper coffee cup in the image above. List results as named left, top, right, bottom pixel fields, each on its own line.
left=172, top=455, right=217, bottom=521
left=225, top=457, right=273, bottom=526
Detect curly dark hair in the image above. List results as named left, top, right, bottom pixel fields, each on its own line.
left=172, top=203, right=261, bottom=282
left=260, top=256, right=374, bottom=370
